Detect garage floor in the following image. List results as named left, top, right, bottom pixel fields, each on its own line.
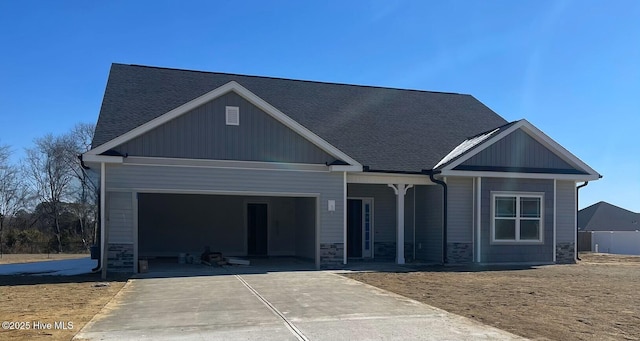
left=135, top=257, right=316, bottom=277
left=75, top=265, right=524, bottom=340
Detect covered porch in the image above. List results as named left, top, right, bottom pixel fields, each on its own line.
left=345, top=173, right=444, bottom=265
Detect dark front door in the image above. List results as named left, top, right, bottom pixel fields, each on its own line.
left=247, top=203, right=268, bottom=256
left=347, top=199, right=362, bottom=258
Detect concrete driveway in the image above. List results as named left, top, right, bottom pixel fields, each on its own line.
left=75, top=269, right=525, bottom=340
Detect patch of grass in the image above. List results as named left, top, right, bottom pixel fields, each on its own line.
left=0, top=274, right=128, bottom=341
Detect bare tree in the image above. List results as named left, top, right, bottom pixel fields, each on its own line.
left=0, top=144, right=28, bottom=257
left=66, top=123, right=98, bottom=247
left=25, top=134, right=76, bottom=252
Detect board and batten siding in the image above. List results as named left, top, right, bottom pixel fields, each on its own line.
left=107, top=191, right=134, bottom=243
left=480, top=178, right=554, bottom=263
left=459, top=128, right=578, bottom=171
left=105, top=163, right=343, bottom=244
left=556, top=180, right=576, bottom=244
left=113, top=91, right=336, bottom=164
left=447, top=177, right=474, bottom=243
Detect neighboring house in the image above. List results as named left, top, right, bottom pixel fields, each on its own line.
left=578, top=202, right=640, bottom=255
left=83, top=64, right=601, bottom=276
left=578, top=201, right=640, bottom=231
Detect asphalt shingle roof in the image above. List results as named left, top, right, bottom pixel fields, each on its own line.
left=578, top=201, right=640, bottom=231
left=93, top=64, right=508, bottom=172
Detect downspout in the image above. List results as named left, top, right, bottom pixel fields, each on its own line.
left=576, top=181, right=589, bottom=261
left=78, top=154, right=102, bottom=274
left=100, top=162, right=107, bottom=279
left=424, top=170, right=448, bottom=265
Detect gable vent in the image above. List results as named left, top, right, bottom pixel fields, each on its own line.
left=226, top=106, right=239, bottom=126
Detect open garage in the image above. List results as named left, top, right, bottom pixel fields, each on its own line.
left=137, top=193, right=318, bottom=264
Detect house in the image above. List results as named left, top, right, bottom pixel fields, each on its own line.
left=82, top=64, right=601, bottom=276
left=578, top=201, right=639, bottom=231
left=578, top=202, right=640, bottom=255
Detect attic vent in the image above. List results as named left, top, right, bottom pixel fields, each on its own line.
left=226, top=106, right=239, bottom=126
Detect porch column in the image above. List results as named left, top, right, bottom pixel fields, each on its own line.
left=388, top=184, right=413, bottom=264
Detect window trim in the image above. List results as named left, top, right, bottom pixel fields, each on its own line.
left=490, top=191, right=544, bottom=244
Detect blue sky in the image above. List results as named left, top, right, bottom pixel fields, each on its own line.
left=0, top=1, right=638, bottom=211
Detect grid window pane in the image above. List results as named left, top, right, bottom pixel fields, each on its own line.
left=521, top=198, right=541, bottom=218
left=520, top=220, right=540, bottom=240
left=495, top=197, right=516, bottom=217
left=495, top=219, right=516, bottom=240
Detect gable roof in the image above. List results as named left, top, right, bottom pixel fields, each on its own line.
left=434, top=119, right=601, bottom=180
left=92, top=64, right=507, bottom=172
left=578, top=201, right=640, bottom=231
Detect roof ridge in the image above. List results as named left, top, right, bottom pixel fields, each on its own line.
left=116, top=63, right=470, bottom=96
left=465, top=120, right=519, bottom=140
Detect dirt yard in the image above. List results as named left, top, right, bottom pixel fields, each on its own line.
left=0, top=255, right=127, bottom=341
left=344, top=253, right=640, bottom=341
left=0, top=253, right=89, bottom=265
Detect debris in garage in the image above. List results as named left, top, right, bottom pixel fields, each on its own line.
left=226, top=257, right=250, bottom=266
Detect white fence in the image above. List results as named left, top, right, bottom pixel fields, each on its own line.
left=591, top=231, right=640, bottom=256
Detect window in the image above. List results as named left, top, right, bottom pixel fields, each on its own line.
left=491, top=193, right=543, bottom=243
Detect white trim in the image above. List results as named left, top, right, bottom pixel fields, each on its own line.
left=330, top=165, right=363, bottom=172
left=83, top=154, right=123, bottom=164
left=347, top=197, right=375, bottom=259
left=441, top=170, right=599, bottom=181
left=86, top=81, right=361, bottom=168
left=476, top=177, right=481, bottom=263
left=440, top=120, right=600, bottom=178
left=132, top=192, right=139, bottom=273
left=490, top=192, right=545, bottom=244
left=553, top=179, right=557, bottom=263
left=122, top=156, right=330, bottom=172
left=343, top=172, right=347, bottom=265
left=574, top=181, right=578, bottom=262
left=388, top=183, right=413, bottom=265
left=100, top=163, right=107, bottom=279
left=110, top=188, right=320, bottom=198
left=348, top=173, right=433, bottom=185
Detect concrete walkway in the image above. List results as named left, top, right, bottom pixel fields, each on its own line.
left=75, top=270, right=526, bottom=340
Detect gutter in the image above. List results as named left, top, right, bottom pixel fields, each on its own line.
left=576, top=181, right=589, bottom=261
left=423, top=169, right=448, bottom=265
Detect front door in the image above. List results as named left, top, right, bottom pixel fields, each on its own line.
left=247, top=203, right=268, bottom=256
left=347, top=198, right=374, bottom=258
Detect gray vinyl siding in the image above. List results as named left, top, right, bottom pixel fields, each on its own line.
left=447, top=177, right=474, bottom=243
left=415, top=185, right=443, bottom=263
left=105, top=163, right=343, bottom=244
left=107, top=192, right=134, bottom=244
left=556, top=180, right=576, bottom=243
left=114, top=91, right=336, bottom=164
left=347, top=184, right=397, bottom=244
left=459, top=128, right=577, bottom=171
left=480, top=178, right=554, bottom=263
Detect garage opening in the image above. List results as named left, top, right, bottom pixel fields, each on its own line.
left=137, top=193, right=317, bottom=265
